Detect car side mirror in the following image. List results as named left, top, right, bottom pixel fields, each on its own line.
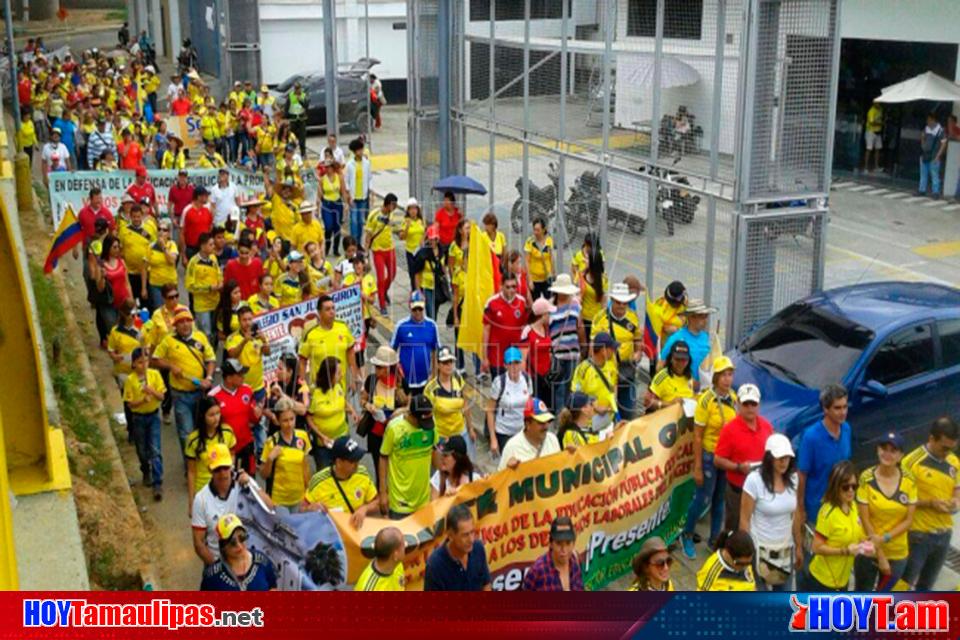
left=859, top=379, right=888, bottom=399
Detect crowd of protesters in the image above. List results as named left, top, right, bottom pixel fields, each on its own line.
left=18, top=40, right=959, bottom=593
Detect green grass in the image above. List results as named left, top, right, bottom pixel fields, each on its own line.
left=106, top=9, right=128, bottom=22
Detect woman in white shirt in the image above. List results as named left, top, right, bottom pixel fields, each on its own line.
left=430, top=435, right=484, bottom=499
left=739, top=433, right=802, bottom=591
left=485, top=347, right=533, bottom=457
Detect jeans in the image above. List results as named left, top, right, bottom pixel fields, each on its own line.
left=321, top=199, right=344, bottom=255
left=148, top=285, right=166, bottom=312
left=95, top=304, right=118, bottom=343
left=193, top=310, right=216, bottom=346
left=551, top=358, right=577, bottom=414
left=171, top=388, right=201, bottom=456
left=902, top=530, right=951, bottom=590
left=367, top=432, right=384, bottom=493
left=405, top=251, right=418, bottom=291
left=350, top=198, right=369, bottom=240
left=253, top=388, right=267, bottom=459
left=617, top=374, right=638, bottom=421
left=854, top=555, right=908, bottom=592
left=130, top=411, right=163, bottom=487
left=424, top=287, right=436, bottom=321
left=683, top=451, right=726, bottom=544
left=919, top=158, right=942, bottom=195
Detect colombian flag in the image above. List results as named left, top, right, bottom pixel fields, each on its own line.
left=642, top=296, right=663, bottom=360
left=457, top=222, right=501, bottom=356
left=44, top=206, right=83, bottom=273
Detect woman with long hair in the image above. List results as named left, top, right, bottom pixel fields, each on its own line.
left=627, top=537, right=674, bottom=591
left=307, top=356, right=359, bottom=469
left=556, top=392, right=598, bottom=450
left=431, top=435, right=484, bottom=499
left=264, top=353, right=309, bottom=436
left=854, top=433, right=916, bottom=591
left=645, top=340, right=695, bottom=412
left=806, top=460, right=873, bottom=591
left=739, top=433, right=801, bottom=591
left=305, top=241, right=334, bottom=295
left=260, top=397, right=312, bottom=510
left=184, top=395, right=237, bottom=513
left=107, top=299, right=141, bottom=436
left=424, top=346, right=475, bottom=459
left=247, top=274, right=279, bottom=315
left=697, top=529, right=756, bottom=591
left=399, top=197, right=425, bottom=290
left=215, top=280, right=242, bottom=345
left=145, top=218, right=179, bottom=311
left=360, top=346, right=407, bottom=491
left=519, top=297, right=555, bottom=408
left=579, top=236, right=607, bottom=341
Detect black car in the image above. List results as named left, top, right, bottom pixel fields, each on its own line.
left=271, top=58, right=379, bottom=134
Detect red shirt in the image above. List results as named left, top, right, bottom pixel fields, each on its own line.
left=483, top=293, right=527, bottom=367
left=181, top=203, right=213, bottom=248
left=17, top=77, right=31, bottom=106
left=118, top=142, right=145, bottom=171
left=168, top=183, right=194, bottom=219
left=210, top=384, right=258, bottom=451
left=171, top=97, right=191, bottom=115
left=434, top=206, right=461, bottom=245
left=102, top=259, right=130, bottom=310
left=224, top=257, right=264, bottom=298
left=126, top=179, right=156, bottom=208
left=244, top=216, right=266, bottom=248
left=714, top=415, right=774, bottom=489
left=77, top=204, right=116, bottom=242
left=520, top=324, right=551, bottom=377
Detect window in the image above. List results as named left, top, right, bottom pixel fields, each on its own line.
left=470, top=0, right=570, bottom=22
left=627, top=0, right=703, bottom=40
left=938, top=318, right=960, bottom=368
left=865, top=324, right=935, bottom=387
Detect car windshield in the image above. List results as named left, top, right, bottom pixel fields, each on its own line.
left=739, top=302, right=874, bottom=388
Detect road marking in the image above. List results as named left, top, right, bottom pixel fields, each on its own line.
left=883, top=192, right=908, bottom=199
left=828, top=220, right=914, bottom=250
left=827, top=246, right=954, bottom=286
left=902, top=196, right=927, bottom=204
left=847, top=184, right=873, bottom=192
left=865, top=188, right=889, bottom=196
left=913, top=240, right=960, bottom=259
left=832, top=181, right=855, bottom=189
left=944, top=204, right=960, bottom=211
left=923, top=199, right=946, bottom=207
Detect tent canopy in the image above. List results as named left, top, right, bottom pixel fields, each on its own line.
left=624, top=54, right=700, bottom=90
left=875, top=71, right=960, bottom=104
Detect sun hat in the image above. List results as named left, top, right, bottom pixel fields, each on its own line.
left=549, top=273, right=579, bottom=296
left=609, top=282, right=639, bottom=303
left=369, top=345, right=399, bottom=367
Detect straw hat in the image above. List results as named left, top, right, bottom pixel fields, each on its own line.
left=369, top=345, right=399, bottom=367
left=549, top=273, right=579, bottom=296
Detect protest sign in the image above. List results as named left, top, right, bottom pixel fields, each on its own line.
left=252, top=285, right=364, bottom=386
left=165, top=115, right=203, bottom=151
left=48, top=168, right=319, bottom=227
left=330, top=405, right=695, bottom=591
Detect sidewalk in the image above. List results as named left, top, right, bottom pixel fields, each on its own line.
left=13, top=9, right=124, bottom=42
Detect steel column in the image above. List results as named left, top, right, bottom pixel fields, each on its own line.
left=521, top=0, right=531, bottom=242
left=322, top=0, right=339, bottom=136
left=556, top=0, right=570, bottom=263
left=437, top=0, right=451, bottom=178
left=4, top=0, right=20, bottom=132
left=598, top=0, right=615, bottom=241
left=645, top=0, right=665, bottom=293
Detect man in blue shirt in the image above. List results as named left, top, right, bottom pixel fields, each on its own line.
left=659, top=298, right=715, bottom=376
left=796, top=384, right=852, bottom=526
left=424, top=504, right=491, bottom=591
left=391, top=291, right=440, bottom=395
left=53, top=109, right=79, bottom=168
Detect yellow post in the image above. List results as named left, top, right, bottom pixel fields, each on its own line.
left=0, top=406, right=20, bottom=590
left=14, top=151, right=32, bottom=211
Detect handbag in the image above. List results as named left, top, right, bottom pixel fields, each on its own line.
left=756, top=542, right=793, bottom=586
left=355, top=411, right=375, bottom=438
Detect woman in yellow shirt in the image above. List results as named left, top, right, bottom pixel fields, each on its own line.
left=160, top=134, right=186, bottom=170
left=524, top=217, right=555, bottom=301
left=307, top=356, right=359, bottom=469
left=556, top=392, right=599, bottom=449
left=260, top=397, right=312, bottom=510
left=319, top=160, right=348, bottom=256
left=247, top=274, right=279, bottom=314
left=305, top=241, right=334, bottom=295
left=697, top=530, right=756, bottom=591
left=645, top=340, right=695, bottom=411
left=628, top=536, right=675, bottom=591
left=579, top=245, right=607, bottom=339
left=808, top=460, right=872, bottom=591
left=423, top=347, right=474, bottom=455
left=482, top=212, right=506, bottom=257
left=263, top=235, right=287, bottom=281
left=146, top=220, right=179, bottom=310
left=399, top=197, right=425, bottom=290
left=185, top=395, right=237, bottom=509
left=17, top=112, right=37, bottom=163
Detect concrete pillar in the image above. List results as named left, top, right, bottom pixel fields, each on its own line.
left=168, top=0, right=180, bottom=60
left=150, top=0, right=164, bottom=57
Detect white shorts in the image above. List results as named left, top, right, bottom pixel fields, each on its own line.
left=864, top=130, right=882, bottom=150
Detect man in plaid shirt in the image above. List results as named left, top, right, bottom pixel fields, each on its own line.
left=522, top=517, right=585, bottom=591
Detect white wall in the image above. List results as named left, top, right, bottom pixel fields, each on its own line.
left=839, top=0, right=960, bottom=43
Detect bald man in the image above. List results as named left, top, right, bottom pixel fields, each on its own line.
left=355, top=527, right=406, bottom=591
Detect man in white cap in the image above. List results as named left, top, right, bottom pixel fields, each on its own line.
left=548, top=273, right=584, bottom=413
left=714, top=383, right=774, bottom=534
left=41, top=127, right=71, bottom=183
left=591, top=282, right=643, bottom=420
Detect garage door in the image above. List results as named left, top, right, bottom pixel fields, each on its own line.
left=260, top=19, right=325, bottom=85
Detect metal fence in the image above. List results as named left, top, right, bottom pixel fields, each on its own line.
left=409, top=0, right=840, bottom=349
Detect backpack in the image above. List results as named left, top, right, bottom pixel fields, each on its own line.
left=494, top=371, right=531, bottom=414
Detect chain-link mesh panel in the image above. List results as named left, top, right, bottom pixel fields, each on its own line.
left=408, top=0, right=441, bottom=202
left=746, top=0, right=838, bottom=199
left=731, top=208, right=827, bottom=343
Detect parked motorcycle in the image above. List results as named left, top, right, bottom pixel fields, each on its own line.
left=563, top=169, right=645, bottom=236
left=510, top=162, right=561, bottom=233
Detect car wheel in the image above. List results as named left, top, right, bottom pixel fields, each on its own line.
left=355, top=110, right=372, bottom=134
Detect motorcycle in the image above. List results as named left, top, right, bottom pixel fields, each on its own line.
left=510, top=162, right=561, bottom=233
left=563, top=169, right=645, bottom=236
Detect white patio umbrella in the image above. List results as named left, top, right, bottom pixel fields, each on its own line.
left=875, top=71, right=960, bottom=103
left=625, top=54, right=700, bottom=89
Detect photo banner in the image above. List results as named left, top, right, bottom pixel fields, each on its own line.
left=165, top=115, right=203, bottom=151
left=252, top=285, right=364, bottom=387
left=48, top=168, right=320, bottom=228
left=330, top=405, right=695, bottom=591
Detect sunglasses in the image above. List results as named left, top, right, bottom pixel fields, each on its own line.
left=227, top=532, right=248, bottom=547
left=166, top=293, right=179, bottom=300
left=842, top=483, right=859, bottom=491
left=650, top=557, right=674, bottom=568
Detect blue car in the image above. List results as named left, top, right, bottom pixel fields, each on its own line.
left=729, top=281, right=960, bottom=464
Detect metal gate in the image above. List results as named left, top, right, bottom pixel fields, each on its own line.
left=189, top=0, right=221, bottom=77
left=409, top=0, right=841, bottom=349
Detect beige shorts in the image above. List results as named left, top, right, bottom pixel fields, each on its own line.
left=864, top=130, right=882, bottom=150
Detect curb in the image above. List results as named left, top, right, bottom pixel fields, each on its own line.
left=14, top=23, right=123, bottom=43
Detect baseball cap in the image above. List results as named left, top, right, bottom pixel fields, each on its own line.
left=765, top=433, right=795, bottom=458
left=504, top=346, right=522, bottom=364
left=665, top=281, right=686, bottom=304
left=593, top=331, right=619, bottom=350
left=669, top=340, right=691, bottom=359
left=405, top=197, right=420, bottom=209
left=878, top=431, right=905, bottom=451
left=712, top=356, right=735, bottom=374
left=437, top=346, right=456, bottom=363
left=332, top=436, right=366, bottom=462
left=173, top=307, right=193, bottom=324
left=135, top=166, right=148, bottom=177
left=177, top=168, right=189, bottom=176
left=426, top=223, right=440, bottom=241
left=207, top=443, right=233, bottom=471
left=222, top=358, right=248, bottom=376
left=216, top=513, right=245, bottom=541
left=287, top=250, right=304, bottom=262
left=524, top=397, right=555, bottom=423
left=531, top=297, right=556, bottom=316
left=737, top=383, right=761, bottom=404
left=567, top=391, right=594, bottom=411
left=409, top=290, right=426, bottom=309
left=549, top=516, right=576, bottom=542
left=409, top=395, right=434, bottom=430
left=439, top=435, right=467, bottom=456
